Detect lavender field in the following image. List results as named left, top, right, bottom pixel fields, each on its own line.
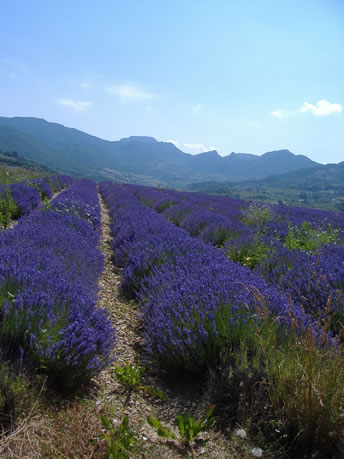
left=1, top=178, right=344, bottom=457
left=102, top=183, right=344, bottom=355
left=0, top=178, right=115, bottom=390
left=0, top=175, right=74, bottom=228
left=100, top=182, right=344, bottom=456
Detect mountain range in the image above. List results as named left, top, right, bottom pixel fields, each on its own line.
left=0, top=116, right=321, bottom=187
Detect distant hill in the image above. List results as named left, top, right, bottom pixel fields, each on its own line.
left=0, top=125, right=60, bottom=169
left=0, top=116, right=320, bottom=186
left=0, top=149, right=53, bottom=172
left=254, top=162, right=344, bottom=190
left=186, top=162, right=344, bottom=211
left=188, top=162, right=344, bottom=191
left=0, top=149, right=53, bottom=184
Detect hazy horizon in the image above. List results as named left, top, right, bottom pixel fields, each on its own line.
left=1, top=0, right=343, bottom=164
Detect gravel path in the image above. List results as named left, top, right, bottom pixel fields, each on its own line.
left=97, top=193, right=144, bottom=367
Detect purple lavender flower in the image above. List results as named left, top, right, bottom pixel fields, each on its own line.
left=0, top=179, right=115, bottom=389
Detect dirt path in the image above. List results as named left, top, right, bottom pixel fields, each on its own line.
left=94, top=193, right=187, bottom=457
left=95, top=193, right=146, bottom=385
left=94, top=193, right=250, bottom=458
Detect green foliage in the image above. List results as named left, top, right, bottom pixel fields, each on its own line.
left=0, top=359, right=32, bottom=429
left=40, top=202, right=52, bottom=213
left=0, top=163, right=48, bottom=185
left=140, top=385, right=166, bottom=400
left=254, top=298, right=344, bottom=456
left=101, top=415, right=136, bottom=458
left=156, top=300, right=264, bottom=374
left=187, top=163, right=344, bottom=212
left=156, top=199, right=175, bottom=213
left=242, top=201, right=275, bottom=228
left=175, top=407, right=215, bottom=445
left=114, top=362, right=166, bottom=400
left=0, top=280, right=68, bottom=354
left=212, top=228, right=236, bottom=248
left=147, top=415, right=176, bottom=439
left=115, top=363, right=145, bottom=388
left=46, top=177, right=60, bottom=193
left=285, top=221, right=340, bottom=252
left=0, top=283, right=91, bottom=390
left=143, top=199, right=153, bottom=208
left=147, top=406, right=215, bottom=447
left=0, top=186, right=20, bottom=228
left=227, top=233, right=272, bottom=269
left=210, top=304, right=259, bottom=365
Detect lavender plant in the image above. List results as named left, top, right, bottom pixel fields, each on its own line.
left=101, top=181, right=344, bottom=455
left=0, top=179, right=115, bottom=389
left=9, top=182, right=41, bottom=216
left=131, top=183, right=344, bottom=335
left=1, top=175, right=74, bottom=226
left=100, top=182, right=313, bottom=375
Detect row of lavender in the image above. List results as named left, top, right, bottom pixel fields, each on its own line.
left=0, top=175, right=74, bottom=228
left=101, top=182, right=344, bottom=455
left=99, top=182, right=326, bottom=374
left=128, top=184, right=344, bottom=336
left=0, top=179, right=115, bottom=389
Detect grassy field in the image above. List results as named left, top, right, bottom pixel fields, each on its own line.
left=188, top=182, right=344, bottom=212
left=232, top=185, right=344, bottom=211
left=0, top=163, right=48, bottom=185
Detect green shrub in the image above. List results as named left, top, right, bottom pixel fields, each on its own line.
left=285, top=221, right=340, bottom=253
left=210, top=228, right=236, bottom=248
left=114, top=362, right=166, bottom=400
left=115, top=363, right=144, bottom=388
left=241, top=202, right=275, bottom=228
left=255, top=300, right=344, bottom=456
left=147, top=406, right=215, bottom=447
left=0, top=359, right=32, bottom=430
left=156, top=199, right=175, bottom=213
left=227, top=233, right=272, bottom=269
left=101, top=415, right=136, bottom=458
left=0, top=187, right=20, bottom=228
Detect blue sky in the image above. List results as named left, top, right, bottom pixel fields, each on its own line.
left=1, top=0, right=343, bottom=164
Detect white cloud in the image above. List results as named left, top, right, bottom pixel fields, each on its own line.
left=271, top=109, right=291, bottom=118
left=183, top=143, right=216, bottom=154
left=165, top=140, right=216, bottom=154
left=271, top=99, right=342, bottom=119
left=56, top=98, right=91, bottom=111
left=299, top=100, right=342, bottom=116
left=166, top=139, right=181, bottom=149
left=106, top=83, right=154, bottom=102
